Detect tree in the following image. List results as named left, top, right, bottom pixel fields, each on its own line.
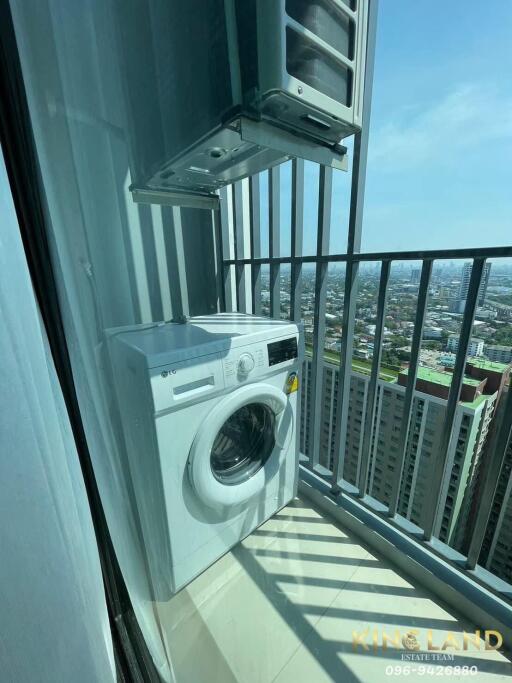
left=381, top=349, right=401, bottom=368
left=494, top=326, right=512, bottom=346
left=423, top=340, right=442, bottom=351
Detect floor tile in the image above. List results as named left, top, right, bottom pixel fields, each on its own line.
left=274, top=554, right=512, bottom=683
left=155, top=495, right=511, bottom=683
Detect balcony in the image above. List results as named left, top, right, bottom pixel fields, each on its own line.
left=159, top=494, right=511, bottom=682
left=221, top=160, right=512, bottom=600
left=4, top=0, right=512, bottom=681
left=215, top=159, right=512, bottom=680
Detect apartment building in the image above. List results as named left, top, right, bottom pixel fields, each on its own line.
left=301, top=357, right=503, bottom=546
left=485, top=344, right=512, bottom=365
left=447, top=335, right=485, bottom=357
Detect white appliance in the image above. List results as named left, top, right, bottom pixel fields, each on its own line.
left=108, top=313, right=303, bottom=598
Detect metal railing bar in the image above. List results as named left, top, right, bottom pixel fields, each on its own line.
left=405, top=400, right=428, bottom=520
left=357, top=259, right=391, bottom=496
left=346, top=0, right=378, bottom=255
left=249, top=174, right=262, bottom=315
left=233, top=184, right=241, bottom=260
left=219, top=186, right=234, bottom=311
left=317, top=167, right=333, bottom=258
left=223, top=266, right=235, bottom=312
left=301, top=359, right=309, bottom=455
left=308, top=166, right=333, bottom=469
left=235, top=265, right=246, bottom=314
left=290, top=158, right=305, bottom=322
left=233, top=182, right=248, bottom=313
left=367, top=381, right=384, bottom=493
left=222, top=244, right=512, bottom=267
left=387, top=259, right=433, bottom=517
left=327, top=366, right=336, bottom=466
left=224, top=255, right=347, bottom=265
left=331, top=258, right=360, bottom=490
left=353, top=246, right=512, bottom=262
left=269, top=166, right=280, bottom=318
left=212, top=208, right=225, bottom=313
left=423, top=258, right=486, bottom=541
left=466, top=388, right=512, bottom=569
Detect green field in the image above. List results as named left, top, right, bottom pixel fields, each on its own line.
left=305, top=344, right=399, bottom=382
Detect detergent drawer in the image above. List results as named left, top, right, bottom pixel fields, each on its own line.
left=150, top=352, right=225, bottom=413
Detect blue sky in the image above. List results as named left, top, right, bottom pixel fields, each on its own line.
left=262, top=0, right=512, bottom=256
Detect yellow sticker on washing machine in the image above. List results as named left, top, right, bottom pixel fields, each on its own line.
left=285, top=371, right=299, bottom=394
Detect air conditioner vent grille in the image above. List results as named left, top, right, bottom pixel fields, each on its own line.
left=285, top=0, right=355, bottom=60
left=286, top=27, right=353, bottom=107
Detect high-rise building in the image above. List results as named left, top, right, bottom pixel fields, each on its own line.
left=301, top=356, right=506, bottom=547
left=450, top=360, right=512, bottom=555
left=456, top=262, right=491, bottom=313
left=482, top=437, right=512, bottom=584
left=410, top=268, right=421, bottom=284
left=469, top=379, right=512, bottom=584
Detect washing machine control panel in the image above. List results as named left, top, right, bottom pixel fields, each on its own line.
left=267, top=337, right=298, bottom=366
left=237, top=353, right=255, bottom=375
left=223, top=333, right=301, bottom=386
left=224, top=347, right=263, bottom=379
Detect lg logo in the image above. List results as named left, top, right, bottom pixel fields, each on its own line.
left=160, top=370, right=177, bottom=378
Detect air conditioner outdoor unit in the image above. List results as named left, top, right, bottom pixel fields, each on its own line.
left=116, top=0, right=368, bottom=208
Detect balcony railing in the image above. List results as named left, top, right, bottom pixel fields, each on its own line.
left=218, top=141, right=512, bottom=623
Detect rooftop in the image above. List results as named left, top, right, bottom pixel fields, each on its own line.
left=400, top=366, right=482, bottom=387
left=305, top=344, right=400, bottom=383
left=461, top=393, right=490, bottom=410
left=448, top=335, right=484, bottom=342
left=467, top=358, right=511, bottom=373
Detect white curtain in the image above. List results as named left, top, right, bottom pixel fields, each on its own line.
left=0, top=151, right=116, bottom=681
left=8, top=1, right=199, bottom=678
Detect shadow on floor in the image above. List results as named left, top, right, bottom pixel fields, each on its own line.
left=157, top=494, right=511, bottom=682
left=232, top=496, right=511, bottom=681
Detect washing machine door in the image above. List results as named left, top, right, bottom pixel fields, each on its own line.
left=188, top=383, right=293, bottom=509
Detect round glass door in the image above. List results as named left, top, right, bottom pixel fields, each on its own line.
left=210, top=402, right=276, bottom=485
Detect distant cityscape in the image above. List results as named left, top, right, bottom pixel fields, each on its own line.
left=260, top=261, right=512, bottom=583
left=261, top=260, right=512, bottom=369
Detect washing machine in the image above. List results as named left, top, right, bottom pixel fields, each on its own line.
left=107, top=313, right=303, bottom=598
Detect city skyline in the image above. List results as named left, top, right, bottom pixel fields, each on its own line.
left=265, top=257, right=512, bottom=582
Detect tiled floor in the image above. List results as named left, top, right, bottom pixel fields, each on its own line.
left=155, top=496, right=511, bottom=682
